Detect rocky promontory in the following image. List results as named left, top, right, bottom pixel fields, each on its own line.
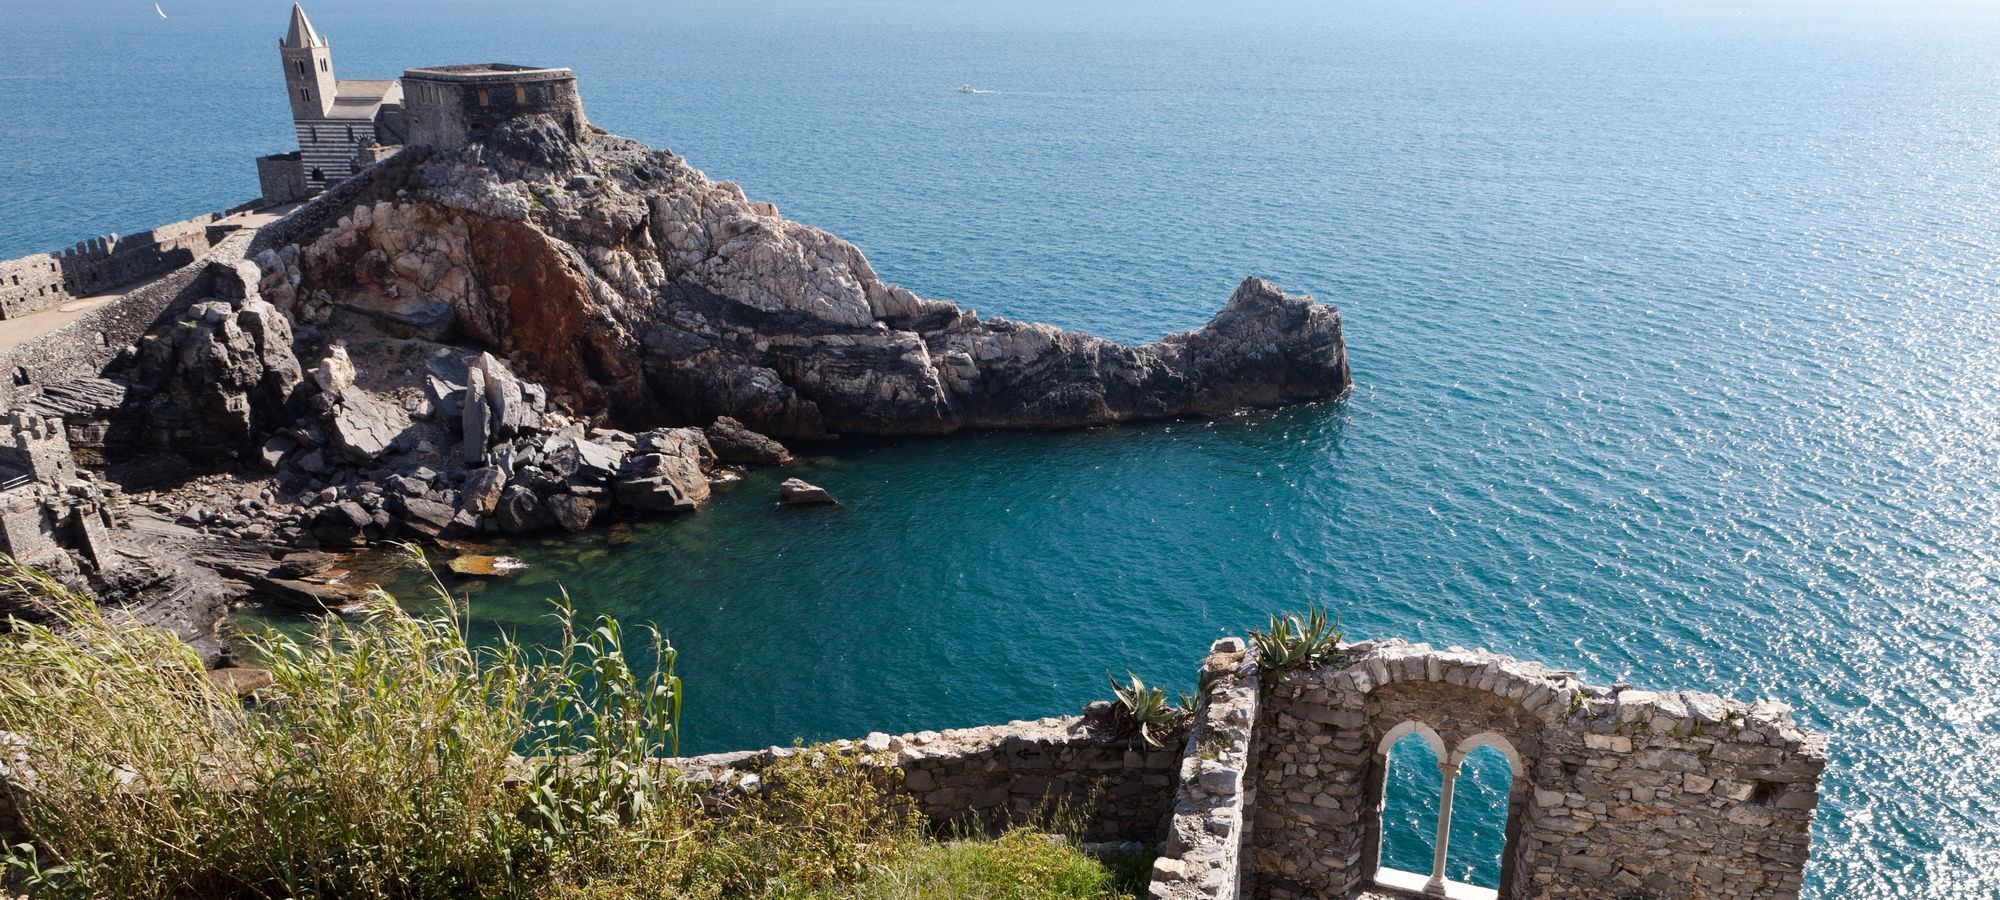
left=254, top=117, right=1350, bottom=442
left=2, top=116, right=1347, bottom=627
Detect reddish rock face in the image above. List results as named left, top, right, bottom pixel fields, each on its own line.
left=463, top=214, right=653, bottom=419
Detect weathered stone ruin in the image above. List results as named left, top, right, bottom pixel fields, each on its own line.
left=647, top=638, right=1824, bottom=900
left=1152, top=640, right=1824, bottom=900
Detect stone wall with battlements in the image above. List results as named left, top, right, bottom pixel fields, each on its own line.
left=0, top=234, right=260, bottom=411
left=0, top=210, right=247, bottom=320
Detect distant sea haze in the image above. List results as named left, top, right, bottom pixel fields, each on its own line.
left=11, top=0, right=2000, bottom=895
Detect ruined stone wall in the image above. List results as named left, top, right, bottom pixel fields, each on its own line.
left=1152, top=637, right=1263, bottom=900
left=0, top=211, right=240, bottom=319
left=0, top=233, right=259, bottom=410
left=672, top=715, right=1183, bottom=845
left=1243, top=641, right=1824, bottom=900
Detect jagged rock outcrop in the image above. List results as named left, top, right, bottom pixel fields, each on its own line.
left=253, top=117, right=1349, bottom=442
left=127, top=265, right=304, bottom=462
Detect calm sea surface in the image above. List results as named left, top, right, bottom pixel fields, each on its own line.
left=6, top=0, right=2000, bottom=894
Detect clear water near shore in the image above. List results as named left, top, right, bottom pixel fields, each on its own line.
left=9, top=0, right=2000, bottom=895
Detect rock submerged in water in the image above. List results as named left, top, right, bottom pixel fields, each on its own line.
left=447, top=554, right=527, bottom=577
left=777, top=478, right=837, bottom=506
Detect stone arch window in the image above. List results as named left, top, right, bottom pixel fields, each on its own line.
left=1372, top=723, right=1520, bottom=899
left=300, top=87, right=311, bottom=103
left=1444, top=733, right=1525, bottom=892
left=294, top=59, right=306, bottom=76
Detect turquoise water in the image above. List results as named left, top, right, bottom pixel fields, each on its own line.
left=9, top=0, right=2000, bottom=895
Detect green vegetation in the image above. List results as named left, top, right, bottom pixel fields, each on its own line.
left=1107, top=673, right=1186, bottom=749
left=1248, top=603, right=1344, bottom=680
left=0, top=553, right=1142, bottom=900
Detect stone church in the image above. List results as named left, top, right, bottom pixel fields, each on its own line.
left=255, top=3, right=583, bottom=207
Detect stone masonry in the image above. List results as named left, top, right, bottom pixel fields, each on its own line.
left=0, top=210, right=241, bottom=320
left=671, top=714, right=1184, bottom=845
left=1168, top=640, right=1829, bottom=900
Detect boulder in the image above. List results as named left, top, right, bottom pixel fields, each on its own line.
left=474, top=352, right=541, bottom=436
left=546, top=494, right=596, bottom=533
left=706, top=416, right=792, bottom=465
left=495, top=485, right=547, bottom=534
left=459, top=466, right=506, bottom=515
left=777, top=478, right=837, bottom=506
left=462, top=367, right=491, bottom=464
left=613, top=453, right=708, bottom=512
left=325, top=392, right=408, bottom=463
left=313, top=345, right=357, bottom=395
left=259, top=435, right=295, bottom=471
left=396, top=496, right=456, bottom=537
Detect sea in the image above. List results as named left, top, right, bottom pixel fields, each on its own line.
left=4, top=0, right=1999, bottom=895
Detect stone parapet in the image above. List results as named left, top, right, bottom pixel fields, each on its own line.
left=0, top=210, right=241, bottom=319
left=1151, top=637, right=1263, bottom=900
left=670, top=715, right=1183, bottom=844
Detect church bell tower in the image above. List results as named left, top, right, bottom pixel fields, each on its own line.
left=280, top=3, right=336, bottom=121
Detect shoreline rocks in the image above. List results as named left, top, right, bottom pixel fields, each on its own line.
left=777, top=478, right=836, bottom=507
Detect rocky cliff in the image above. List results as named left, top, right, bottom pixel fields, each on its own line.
left=254, top=117, right=1350, bottom=442
left=51, top=117, right=1348, bottom=555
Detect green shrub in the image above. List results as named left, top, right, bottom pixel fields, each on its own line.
left=0, top=553, right=1139, bottom=900
left=1248, top=603, right=1344, bottom=679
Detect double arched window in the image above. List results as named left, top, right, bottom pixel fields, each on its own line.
left=1373, top=723, right=1523, bottom=899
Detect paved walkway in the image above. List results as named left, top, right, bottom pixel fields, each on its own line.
left=0, top=205, right=295, bottom=353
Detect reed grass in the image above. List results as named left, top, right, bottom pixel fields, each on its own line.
left=0, top=553, right=1139, bottom=900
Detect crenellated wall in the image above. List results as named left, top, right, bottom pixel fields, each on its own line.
left=0, top=211, right=244, bottom=319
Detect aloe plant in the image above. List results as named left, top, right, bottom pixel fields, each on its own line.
left=1250, top=603, right=1345, bottom=678
left=1109, top=672, right=1183, bottom=748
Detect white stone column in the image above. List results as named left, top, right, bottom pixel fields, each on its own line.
left=1426, top=754, right=1465, bottom=896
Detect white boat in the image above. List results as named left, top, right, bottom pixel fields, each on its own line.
left=958, top=85, right=978, bottom=94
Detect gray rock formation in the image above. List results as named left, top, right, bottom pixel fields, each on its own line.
left=777, top=477, right=836, bottom=506
left=706, top=416, right=792, bottom=465
left=255, top=117, right=1349, bottom=442
left=128, top=277, right=304, bottom=464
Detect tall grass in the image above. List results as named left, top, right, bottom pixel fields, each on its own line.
left=0, top=553, right=1140, bottom=900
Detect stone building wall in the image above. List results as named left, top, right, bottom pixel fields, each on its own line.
left=1241, top=641, right=1824, bottom=900
left=671, top=714, right=1184, bottom=844
left=402, top=65, right=586, bottom=152
left=0, top=211, right=240, bottom=319
left=258, top=153, right=310, bottom=207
